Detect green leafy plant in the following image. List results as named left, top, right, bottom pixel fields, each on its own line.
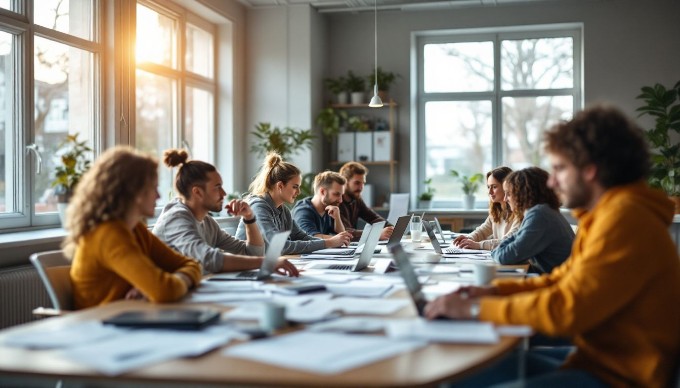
left=316, top=107, right=348, bottom=139
left=636, top=81, right=680, bottom=196
left=298, top=172, right=316, bottom=200
left=51, top=133, right=92, bottom=202
left=418, top=178, right=435, bottom=201
left=367, top=67, right=401, bottom=91
left=347, top=116, right=369, bottom=132
left=324, top=76, right=348, bottom=95
left=250, top=122, right=315, bottom=160
left=450, top=169, right=484, bottom=195
left=346, top=70, right=366, bottom=93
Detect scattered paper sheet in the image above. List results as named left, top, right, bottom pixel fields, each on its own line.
left=386, top=318, right=499, bottom=344
left=223, top=331, right=426, bottom=374
left=307, top=317, right=388, bottom=333
left=325, top=282, right=394, bottom=298
left=3, top=321, right=122, bottom=349
left=331, top=297, right=409, bottom=315
left=183, top=291, right=270, bottom=304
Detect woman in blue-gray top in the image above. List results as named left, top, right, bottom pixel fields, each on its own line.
left=235, top=152, right=351, bottom=255
left=492, top=167, right=574, bottom=274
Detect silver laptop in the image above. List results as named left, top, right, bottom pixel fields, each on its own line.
left=349, top=222, right=373, bottom=247
left=388, top=243, right=428, bottom=316
left=307, top=221, right=385, bottom=272
left=209, top=231, right=291, bottom=280
left=422, top=220, right=444, bottom=254
left=433, top=217, right=451, bottom=245
left=313, top=223, right=373, bottom=256
left=378, top=215, right=412, bottom=246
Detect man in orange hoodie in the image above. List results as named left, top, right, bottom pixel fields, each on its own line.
left=425, top=105, right=680, bottom=387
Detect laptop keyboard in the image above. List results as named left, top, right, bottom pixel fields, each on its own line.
left=327, top=264, right=353, bottom=270
left=444, top=247, right=464, bottom=254
left=236, top=271, right=258, bottom=278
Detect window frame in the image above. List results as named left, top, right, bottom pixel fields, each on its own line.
left=412, top=23, right=583, bottom=208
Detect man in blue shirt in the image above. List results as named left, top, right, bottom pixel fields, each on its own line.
left=292, top=171, right=351, bottom=240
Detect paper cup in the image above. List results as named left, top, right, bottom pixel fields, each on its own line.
left=473, top=263, right=497, bottom=286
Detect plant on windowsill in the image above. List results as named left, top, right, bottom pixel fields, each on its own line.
left=418, top=178, right=435, bottom=209
left=346, top=70, right=366, bottom=105
left=636, top=80, right=680, bottom=213
left=51, top=133, right=92, bottom=225
left=450, top=169, right=484, bottom=210
left=250, top=122, right=315, bottom=161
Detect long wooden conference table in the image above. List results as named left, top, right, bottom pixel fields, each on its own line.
left=0, top=248, right=528, bottom=387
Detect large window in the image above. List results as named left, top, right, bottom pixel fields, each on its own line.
left=415, top=25, right=582, bottom=206
left=0, top=0, right=99, bottom=229
left=135, top=2, right=216, bottom=204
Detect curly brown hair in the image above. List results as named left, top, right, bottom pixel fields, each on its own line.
left=62, top=146, right=158, bottom=258
left=487, top=166, right=513, bottom=224
left=504, top=167, right=560, bottom=222
left=544, top=104, right=649, bottom=188
left=249, top=152, right=301, bottom=196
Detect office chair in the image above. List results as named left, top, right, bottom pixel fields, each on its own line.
left=30, top=250, right=73, bottom=316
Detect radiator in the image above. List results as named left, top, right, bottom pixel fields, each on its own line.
left=0, top=265, right=51, bottom=329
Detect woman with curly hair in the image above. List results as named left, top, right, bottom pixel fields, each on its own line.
left=453, top=166, right=521, bottom=250
left=64, top=146, right=202, bottom=309
left=491, top=166, right=574, bottom=273
left=235, top=152, right=351, bottom=255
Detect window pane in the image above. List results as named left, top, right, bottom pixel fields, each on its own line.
left=136, top=4, right=176, bottom=68
left=502, top=96, right=573, bottom=169
left=0, top=0, right=13, bottom=12
left=501, top=37, right=573, bottom=90
left=424, top=101, right=492, bottom=200
left=34, top=37, right=95, bottom=214
left=185, top=86, right=213, bottom=160
left=34, top=0, right=94, bottom=41
left=423, top=42, right=494, bottom=93
left=136, top=69, right=175, bottom=203
left=186, top=24, right=213, bottom=78
left=0, top=31, right=14, bottom=214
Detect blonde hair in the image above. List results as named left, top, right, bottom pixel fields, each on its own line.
left=62, top=146, right=158, bottom=258
left=313, top=171, right=346, bottom=192
left=248, top=152, right=301, bottom=196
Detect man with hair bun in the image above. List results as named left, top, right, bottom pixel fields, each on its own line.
left=153, top=149, right=298, bottom=277
left=292, top=171, right=352, bottom=240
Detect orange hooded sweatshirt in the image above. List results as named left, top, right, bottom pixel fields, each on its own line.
left=480, top=182, right=680, bottom=387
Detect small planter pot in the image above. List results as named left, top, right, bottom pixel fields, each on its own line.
left=336, top=92, right=349, bottom=105
left=463, top=194, right=475, bottom=210
left=350, top=92, right=364, bottom=105
left=57, top=202, right=69, bottom=227
left=418, top=200, right=432, bottom=209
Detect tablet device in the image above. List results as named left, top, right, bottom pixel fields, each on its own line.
left=103, top=308, right=220, bottom=330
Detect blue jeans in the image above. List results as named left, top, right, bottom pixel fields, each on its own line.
left=448, top=347, right=607, bottom=388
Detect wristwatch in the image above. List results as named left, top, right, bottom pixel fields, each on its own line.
left=469, top=303, right=480, bottom=320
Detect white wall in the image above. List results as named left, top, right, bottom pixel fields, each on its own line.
left=323, top=0, right=680, bottom=192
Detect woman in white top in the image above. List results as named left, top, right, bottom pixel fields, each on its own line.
left=453, top=166, right=520, bottom=250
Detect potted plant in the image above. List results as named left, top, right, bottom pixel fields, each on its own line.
left=367, top=66, right=401, bottom=101
left=636, top=80, right=680, bottom=213
left=316, top=107, right=348, bottom=140
left=346, top=70, right=366, bottom=105
left=347, top=116, right=369, bottom=132
left=325, top=76, right=348, bottom=105
left=250, top=122, right=315, bottom=160
left=450, top=169, right=484, bottom=209
left=51, top=133, right=92, bottom=225
left=418, top=178, right=435, bottom=209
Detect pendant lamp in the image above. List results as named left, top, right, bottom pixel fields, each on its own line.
left=368, top=0, right=383, bottom=108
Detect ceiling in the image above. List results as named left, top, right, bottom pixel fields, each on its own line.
left=238, top=0, right=594, bottom=13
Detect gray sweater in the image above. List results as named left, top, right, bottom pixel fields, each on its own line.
left=152, top=198, right=264, bottom=274
left=235, top=193, right=325, bottom=255
left=491, top=203, right=574, bottom=274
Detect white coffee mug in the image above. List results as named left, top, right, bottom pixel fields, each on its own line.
left=473, top=263, right=497, bottom=286
left=259, top=302, right=286, bottom=332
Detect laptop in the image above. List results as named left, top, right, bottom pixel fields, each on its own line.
left=433, top=217, right=451, bottom=245
left=422, top=220, right=444, bottom=254
left=209, top=231, right=291, bottom=280
left=378, top=215, right=412, bottom=245
left=314, top=223, right=378, bottom=255
left=349, top=222, right=373, bottom=247
left=306, top=221, right=385, bottom=272
left=388, top=243, right=428, bottom=316
left=103, top=308, right=220, bottom=330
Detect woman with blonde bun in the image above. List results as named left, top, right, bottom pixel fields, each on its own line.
left=235, top=152, right=351, bottom=255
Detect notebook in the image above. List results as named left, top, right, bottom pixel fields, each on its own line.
left=210, top=231, right=291, bottom=280
left=306, top=221, right=385, bottom=272
left=378, top=215, right=412, bottom=246
left=103, top=308, right=220, bottom=330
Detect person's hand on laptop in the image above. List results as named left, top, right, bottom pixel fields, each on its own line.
left=456, top=238, right=481, bottom=249
left=124, top=287, right=148, bottom=301
left=380, top=226, right=394, bottom=240
left=452, top=234, right=472, bottom=247
left=274, top=258, right=300, bottom=277
left=325, top=231, right=352, bottom=247
left=455, top=285, right=498, bottom=299
left=424, top=285, right=498, bottom=320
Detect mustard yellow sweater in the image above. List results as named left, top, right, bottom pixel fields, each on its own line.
left=480, top=182, right=680, bottom=387
left=71, top=221, right=202, bottom=309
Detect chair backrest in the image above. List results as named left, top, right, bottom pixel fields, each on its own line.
left=29, top=250, right=73, bottom=312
